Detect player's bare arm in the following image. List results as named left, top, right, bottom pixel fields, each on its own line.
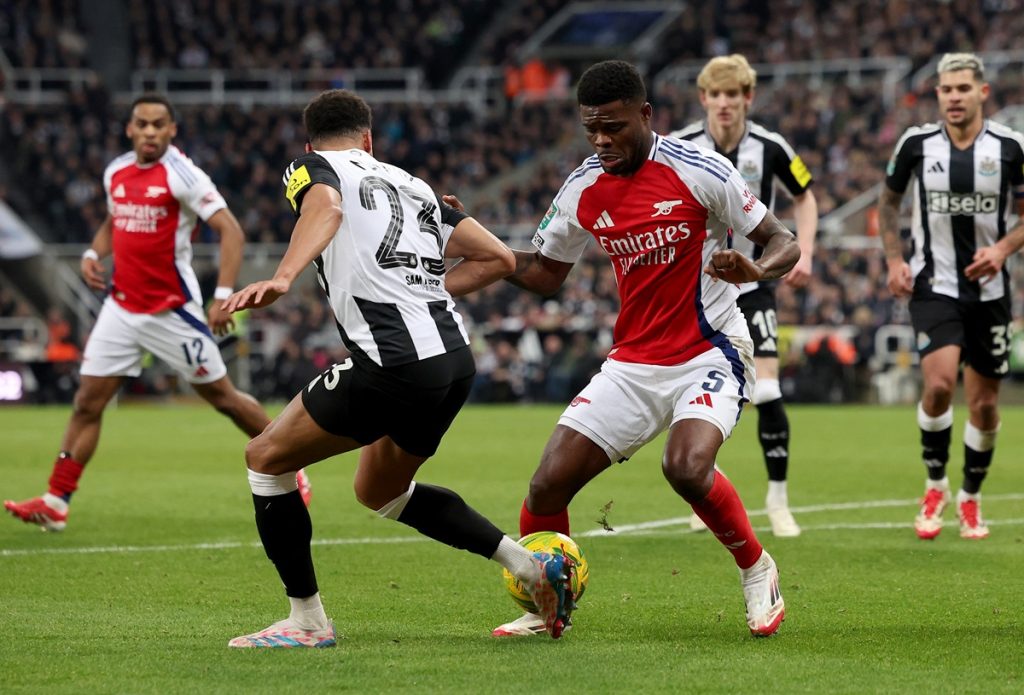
left=205, top=208, right=246, bottom=335
left=965, top=197, right=1024, bottom=282
left=878, top=184, right=912, bottom=297
left=223, top=184, right=343, bottom=313
left=705, top=211, right=798, bottom=284
left=81, top=215, right=113, bottom=291
left=444, top=218, right=515, bottom=297
left=782, top=188, right=819, bottom=288
left=505, top=249, right=574, bottom=297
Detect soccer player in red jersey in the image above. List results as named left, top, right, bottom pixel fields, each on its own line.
left=4, top=94, right=309, bottom=531
left=492, top=61, right=798, bottom=638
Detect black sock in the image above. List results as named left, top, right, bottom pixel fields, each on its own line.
left=962, top=446, right=994, bottom=494
left=396, top=483, right=504, bottom=558
left=253, top=490, right=318, bottom=598
left=921, top=427, right=951, bottom=482
left=756, top=398, right=789, bottom=482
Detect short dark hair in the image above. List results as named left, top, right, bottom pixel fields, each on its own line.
left=129, top=93, right=176, bottom=121
left=303, top=89, right=373, bottom=143
left=577, top=60, right=647, bottom=107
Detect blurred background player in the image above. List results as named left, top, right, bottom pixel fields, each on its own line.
left=493, top=60, right=798, bottom=638
left=879, top=53, right=1024, bottom=541
left=223, top=89, right=572, bottom=648
left=672, top=55, right=818, bottom=537
left=4, top=94, right=310, bottom=532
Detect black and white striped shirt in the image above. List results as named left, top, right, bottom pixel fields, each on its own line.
left=886, top=120, right=1024, bottom=302
left=282, top=149, right=470, bottom=368
left=671, top=120, right=812, bottom=294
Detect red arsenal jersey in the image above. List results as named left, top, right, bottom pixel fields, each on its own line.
left=102, top=145, right=227, bottom=313
left=533, top=134, right=767, bottom=366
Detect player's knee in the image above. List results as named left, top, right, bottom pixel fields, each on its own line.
left=526, top=471, right=571, bottom=512
left=922, top=379, right=955, bottom=408
left=244, top=435, right=276, bottom=474
left=967, top=398, right=999, bottom=429
left=72, top=389, right=108, bottom=421
left=661, top=447, right=714, bottom=493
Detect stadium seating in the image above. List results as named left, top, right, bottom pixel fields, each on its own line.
left=2, top=1, right=1024, bottom=402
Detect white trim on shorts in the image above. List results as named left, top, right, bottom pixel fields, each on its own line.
left=80, top=297, right=227, bottom=384
left=557, top=335, right=755, bottom=463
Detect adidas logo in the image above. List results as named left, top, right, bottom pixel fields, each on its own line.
left=113, top=183, right=126, bottom=198
left=759, top=337, right=777, bottom=352
left=688, top=393, right=714, bottom=407
left=927, top=161, right=944, bottom=174
left=764, top=446, right=788, bottom=458
left=194, top=365, right=210, bottom=378
left=593, top=210, right=615, bottom=230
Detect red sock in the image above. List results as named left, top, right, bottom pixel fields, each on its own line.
left=691, top=471, right=762, bottom=569
left=519, top=499, right=570, bottom=537
left=48, top=452, right=85, bottom=500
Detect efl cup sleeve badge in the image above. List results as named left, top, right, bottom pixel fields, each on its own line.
left=539, top=203, right=558, bottom=230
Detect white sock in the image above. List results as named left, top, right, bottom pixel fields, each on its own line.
left=766, top=481, right=788, bottom=508
left=926, top=477, right=950, bottom=492
left=956, top=489, right=980, bottom=503
left=42, top=493, right=69, bottom=512
left=491, top=535, right=539, bottom=584
left=288, top=593, right=329, bottom=631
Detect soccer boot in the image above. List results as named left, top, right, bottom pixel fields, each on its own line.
left=3, top=494, right=68, bottom=531
left=739, top=550, right=785, bottom=637
left=766, top=504, right=801, bottom=538
left=957, top=492, right=989, bottom=540
left=525, top=552, right=575, bottom=639
left=491, top=612, right=546, bottom=637
left=296, top=469, right=312, bottom=507
left=688, top=512, right=708, bottom=532
left=228, top=618, right=336, bottom=648
left=914, top=484, right=951, bottom=540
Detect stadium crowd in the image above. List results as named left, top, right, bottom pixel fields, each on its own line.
left=3, top=0, right=1024, bottom=403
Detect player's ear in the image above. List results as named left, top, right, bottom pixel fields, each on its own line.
left=363, top=130, right=373, bottom=155
left=304, top=141, right=313, bottom=153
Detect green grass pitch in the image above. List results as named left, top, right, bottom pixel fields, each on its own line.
left=1, top=403, right=1022, bottom=694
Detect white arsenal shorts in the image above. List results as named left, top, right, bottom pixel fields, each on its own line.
left=558, top=334, right=755, bottom=463
left=80, top=297, right=227, bottom=384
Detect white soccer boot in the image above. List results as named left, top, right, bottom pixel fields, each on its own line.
left=739, top=550, right=785, bottom=636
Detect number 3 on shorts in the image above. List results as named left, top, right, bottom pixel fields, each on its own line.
left=307, top=359, right=354, bottom=392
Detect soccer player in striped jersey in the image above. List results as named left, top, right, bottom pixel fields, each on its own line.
left=223, top=89, right=574, bottom=648
left=3, top=94, right=310, bottom=532
left=493, top=60, right=799, bottom=639
left=879, top=53, right=1024, bottom=541
left=672, top=54, right=819, bottom=538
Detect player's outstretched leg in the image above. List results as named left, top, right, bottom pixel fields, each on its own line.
left=492, top=500, right=574, bottom=637
left=739, top=550, right=785, bottom=636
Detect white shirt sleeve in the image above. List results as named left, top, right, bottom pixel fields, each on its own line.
left=532, top=178, right=591, bottom=263
left=168, top=150, right=228, bottom=221
left=690, top=151, right=768, bottom=238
